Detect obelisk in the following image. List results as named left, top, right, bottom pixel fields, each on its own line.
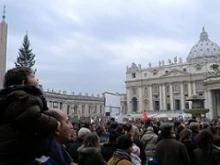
left=0, top=6, right=8, bottom=89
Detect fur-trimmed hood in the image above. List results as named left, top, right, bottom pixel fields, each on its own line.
left=77, top=145, right=100, bottom=154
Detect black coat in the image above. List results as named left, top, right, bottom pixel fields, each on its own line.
left=66, top=138, right=84, bottom=163
left=155, top=137, right=190, bottom=165
left=101, top=143, right=117, bottom=162
left=78, top=146, right=106, bottom=165
left=0, top=85, right=58, bottom=165
left=193, top=146, right=220, bottom=165
left=181, top=140, right=197, bottom=165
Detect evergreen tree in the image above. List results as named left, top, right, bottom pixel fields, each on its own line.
left=15, top=33, right=36, bottom=70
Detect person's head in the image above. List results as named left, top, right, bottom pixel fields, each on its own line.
left=179, top=128, right=192, bottom=142
left=127, top=124, right=139, bottom=141
left=78, top=127, right=91, bottom=140
left=147, top=126, right=154, bottom=132
left=131, top=144, right=140, bottom=156
left=202, top=122, right=210, bottom=129
left=45, top=109, right=73, bottom=144
left=96, top=125, right=106, bottom=136
left=109, top=131, right=120, bottom=144
left=109, top=121, right=119, bottom=130
left=116, top=134, right=133, bottom=153
left=197, top=130, right=213, bottom=155
left=160, top=123, right=174, bottom=138
left=83, top=132, right=99, bottom=148
left=70, top=129, right=77, bottom=142
left=189, top=122, right=200, bottom=133
left=4, top=67, right=39, bottom=87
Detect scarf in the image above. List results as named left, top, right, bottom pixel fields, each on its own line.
left=114, top=149, right=131, bottom=161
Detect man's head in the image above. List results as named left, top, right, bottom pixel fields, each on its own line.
left=160, top=123, right=174, bottom=138
left=45, top=109, right=73, bottom=144
left=116, top=134, right=133, bottom=153
left=78, top=127, right=91, bottom=140
left=4, top=67, right=39, bottom=87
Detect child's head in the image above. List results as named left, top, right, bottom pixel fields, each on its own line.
left=132, top=144, right=140, bottom=156
left=4, top=67, right=39, bottom=87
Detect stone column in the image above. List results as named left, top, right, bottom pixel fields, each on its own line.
left=192, top=81, right=196, bottom=94
left=162, top=84, right=166, bottom=110
left=149, top=85, right=153, bottom=111
left=78, top=104, right=82, bottom=115
left=207, top=90, right=213, bottom=119
left=188, top=82, right=192, bottom=109
left=159, top=85, right=163, bottom=110
left=217, top=92, right=220, bottom=118
left=169, top=83, right=174, bottom=111
left=126, top=87, right=132, bottom=114
left=180, top=83, right=184, bottom=110
left=204, top=90, right=209, bottom=109
left=138, top=86, right=143, bottom=113
left=211, top=91, right=216, bottom=119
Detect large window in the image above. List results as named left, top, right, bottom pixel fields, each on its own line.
left=132, top=97, right=138, bottom=112
left=53, top=102, right=58, bottom=109
left=132, top=73, right=136, bottom=78
left=153, top=69, right=158, bottom=76
left=167, top=103, right=171, bottom=110
left=174, top=99, right=181, bottom=110
left=154, top=101, right=160, bottom=111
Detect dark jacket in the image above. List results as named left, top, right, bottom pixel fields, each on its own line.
left=66, top=138, right=84, bottom=163
left=0, top=85, right=58, bottom=165
left=78, top=145, right=106, bottom=165
left=101, top=143, right=117, bottom=162
left=193, top=145, right=220, bottom=165
left=155, top=137, right=190, bottom=165
left=181, top=140, right=197, bottom=165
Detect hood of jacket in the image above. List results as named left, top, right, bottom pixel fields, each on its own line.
left=78, top=145, right=100, bottom=154
left=0, top=84, right=43, bottom=96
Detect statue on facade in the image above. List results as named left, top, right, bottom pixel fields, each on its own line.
left=174, top=56, right=177, bottom=64
left=126, top=66, right=129, bottom=72
left=159, top=61, right=161, bottom=66
left=162, top=60, right=164, bottom=66
left=210, top=64, right=220, bottom=73
left=149, top=63, right=152, bottom=68
left=138, top=64, right=141, bottom=69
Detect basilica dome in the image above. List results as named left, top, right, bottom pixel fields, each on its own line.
left=187, top=27, right=220, bottom=62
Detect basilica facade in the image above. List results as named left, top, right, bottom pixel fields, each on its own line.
left=125, top=28, right=220, bottom=119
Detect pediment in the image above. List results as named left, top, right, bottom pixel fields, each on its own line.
left=160, top=69, right=189, bottom=77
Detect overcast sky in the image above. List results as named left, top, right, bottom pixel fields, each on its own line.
left=1, top=0, right=220, bottom=95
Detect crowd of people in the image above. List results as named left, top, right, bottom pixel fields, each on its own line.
left=0, top=66, right=220, bottom=165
